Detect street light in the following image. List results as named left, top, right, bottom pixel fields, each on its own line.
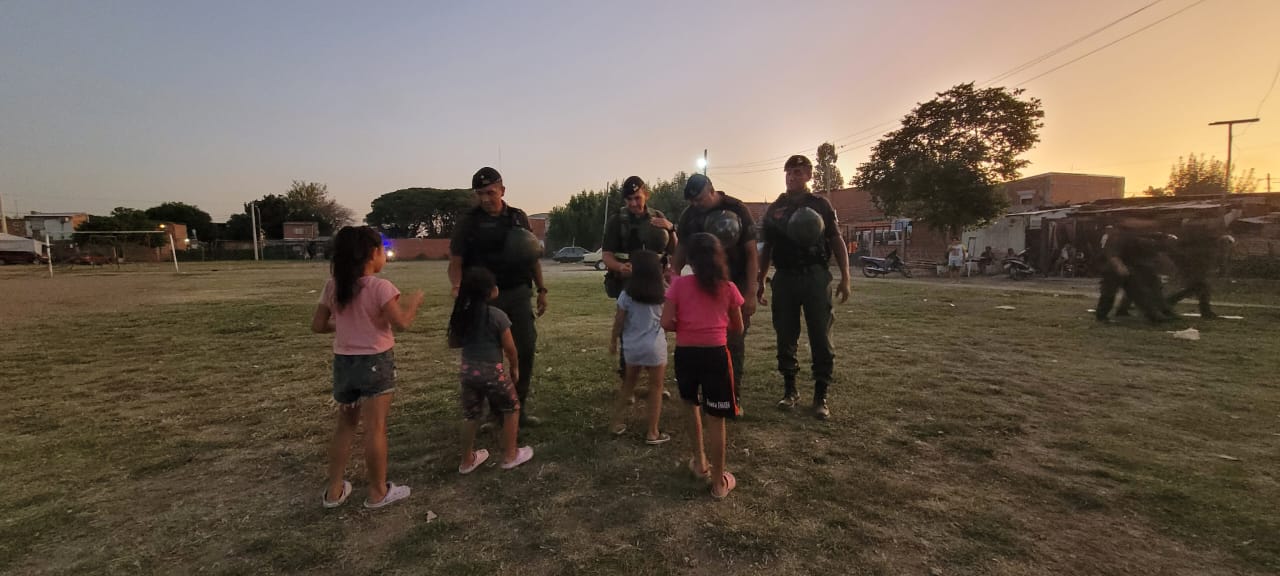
left=696, top=156, right=707, bottom=172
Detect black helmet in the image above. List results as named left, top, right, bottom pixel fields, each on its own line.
left=787, top=206, right=824, bottom=247
left=703, top=209, right=742, bottom=246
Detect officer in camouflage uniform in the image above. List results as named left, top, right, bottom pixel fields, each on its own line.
left=602, top=176, right=677, bottom=390
left=450, top=167, right=549, bottom=426
left=1097, top=221, right=1172, bottom=324
left=756, top=155, right=851, bottom=420
left=671, top=174, right=757, bottom=408
left=1164, top=216, right=1228, bottom=319
left=602, top=176, right=677, bottom=284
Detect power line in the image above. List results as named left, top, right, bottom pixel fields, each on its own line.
left=700, top=0, right=1208, bottom=178
left=1014, top=0, right=1207, bottom=86
left=983, top=0, right=1165, bottom=86
left=1254, top=58, right=1280, bottom=117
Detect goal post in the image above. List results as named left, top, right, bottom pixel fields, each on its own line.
left=56, top=230, right=181, bottom=275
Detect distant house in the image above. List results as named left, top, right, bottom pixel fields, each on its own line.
left=3, top=218, right=27, bottom=237
left=1000, top=172, right=1125, bottom=213
left=24, top=212, right=89, bottom=241
left=742, top=188, right=949, bottom=262
left=527, top=213, right=548, bottom=244
left=156, top=222, right=190, bottom=250
left=283, top=221, right=319, bottom=241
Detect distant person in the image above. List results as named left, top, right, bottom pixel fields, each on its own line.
left=978, top=246, right=995, bottom=275
left=1164, top=218, right=1229, bottom=319
left=1097, top=223, right=1173, bottom=323
left=608, top=250, right=670, bottom=444
left=663, top=233, right=744, bottom=499
left=312, top=226, right=423, bottom=509
left=947, top=238, right=967, bottom=279
left=449, top=267, right=534, bottom=474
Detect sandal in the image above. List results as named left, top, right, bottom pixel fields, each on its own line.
left=458, top=448, right=490, bottom=475
left=501, top=446, right=535, bottom=470
left=611, top=424, right=627, bottom=436
left=321, top=480, right=352, bottom=508
left=645, top=433, right=671, bottom=445
left=711, top=472, right=737, bottom=500
left=363, top=482, right=411, bottom=509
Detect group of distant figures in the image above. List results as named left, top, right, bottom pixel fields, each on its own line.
left=1093, top=216, right=1235, bottom=323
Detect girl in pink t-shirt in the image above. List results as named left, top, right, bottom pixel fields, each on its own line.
left=311, top=226, right=423, bottom=509
left=661, top=233, right=744, bottom=499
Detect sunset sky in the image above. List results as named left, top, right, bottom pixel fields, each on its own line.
left=3, top=0, right=1277, bottom=223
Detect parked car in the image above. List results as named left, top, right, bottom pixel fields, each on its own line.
left=70, top=253, right=112, bottom=266
left=582, top=249, right=605, bottom=270
left=552, top=246, right=588, bottom=263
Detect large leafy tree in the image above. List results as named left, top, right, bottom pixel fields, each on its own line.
left=75, top=207, right=165, bottom=246
left=144, top=202, right=213, bottom=241
left=1166, top=154, right=1256, bottom=196
left=225, top=182, right=354, bottom=240
left=546, top=188, right=610, bottom=251
left=283, top=181, right=355, bottom=235
left=813, top=142, right=843, bottom=192
left=365, top=188, right=475, bottom=238
left=853, top=83, right=1043, bottom=236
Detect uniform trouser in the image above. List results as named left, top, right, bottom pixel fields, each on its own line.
left=1100, top=268, right=1164, bottom=322
left=491, top=284, right=537, bottom=413
left=727, top=309, right=751, bottom=401
left=1167, top=277, right=1213, bottom=316
left=770, top=265, right=835, bottom=399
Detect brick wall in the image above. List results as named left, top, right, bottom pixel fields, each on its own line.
left=388, top=238, right=452, bottom=260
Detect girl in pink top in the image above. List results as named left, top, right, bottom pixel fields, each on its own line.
left=312, top=226, right=423, bottom=509
left=661, top=233, right=744, bottom=499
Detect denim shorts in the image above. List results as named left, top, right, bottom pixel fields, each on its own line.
left=332, top=349, right=396, bottom=405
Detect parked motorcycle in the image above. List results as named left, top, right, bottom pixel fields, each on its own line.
left=1003, top=249, right=1036, bottom=280
left=860, top=250, right=913, bottom=278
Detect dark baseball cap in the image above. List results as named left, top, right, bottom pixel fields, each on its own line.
left=684, top=173, right=713, bottom=200
left=472, top=167, right=502, bottom=190
left=621, top=175, right=646, bottom=198
left=784, top=155, right=812, bottom=170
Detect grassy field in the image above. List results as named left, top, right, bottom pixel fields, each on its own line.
left=1, top=261, right=1277, bottom=575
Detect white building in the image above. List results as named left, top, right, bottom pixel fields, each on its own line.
left=23, top=212, right=89, bottom=241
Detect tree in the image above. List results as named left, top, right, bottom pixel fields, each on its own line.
left=852, top=83, right=1044, bottom=236
left=544, top=172, right=691, bottom=252
left=284, top=181, right=355, bottom=235
left=365, top=188, right=475, bottom=238
left=1166, top=154, right=1257, bottom=196
left=546, top=188, right=610, bottom=251
left=813, top=142, right=843, bottom=192
left=75, top=207, right=165, bottom=247
left=1141, top=186, right=1169, bottom=197
left=144, top=202, right=213, bottom=241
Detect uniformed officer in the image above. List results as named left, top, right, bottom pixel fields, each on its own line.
left=1165, top=217, right=1227, bottom=319
left=756, top=155, right=851, bottom=420
left=602, top=176, right=677, bottom=287
left=449, top=167, right=548, bottom=426
left=1096, top=221, right=1171, bottom=324
left=601, top=176, right=677, bottom=394
left=671, top=174, right=758, bottom=407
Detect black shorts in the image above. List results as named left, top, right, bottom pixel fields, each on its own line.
left=674, top=345, right=738, bottom=419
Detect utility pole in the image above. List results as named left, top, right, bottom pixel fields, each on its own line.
left=1208, top=118, right=1260, bottom=195
left=0, top=194, right=6, bottom=234
left=249, top=201, right=260, bottom=261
